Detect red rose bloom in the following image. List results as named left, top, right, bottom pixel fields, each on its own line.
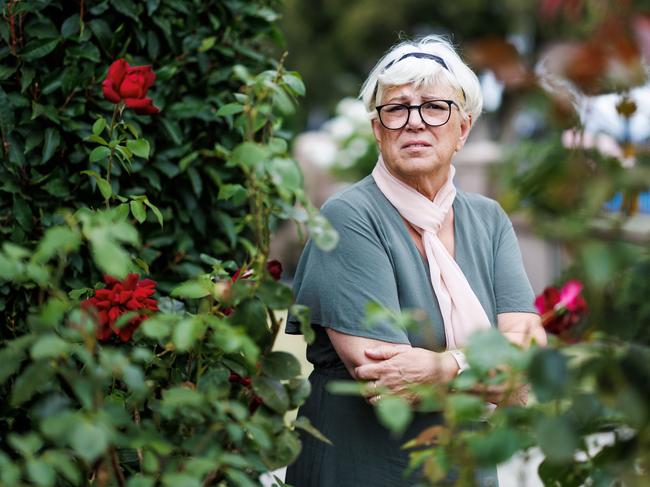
left=267, top=259, right=283, bottom=281
left=102, top=59, right=159, bottom=115
left=82, top=273, right=158, bottom=342
left=535, top=280, right=587, bottom=335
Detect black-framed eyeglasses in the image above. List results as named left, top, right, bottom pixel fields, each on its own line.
left=375, top=100, right=460, bottom=130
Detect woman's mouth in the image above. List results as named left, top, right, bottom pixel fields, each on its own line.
left=402, top=141, right=431, bottom=149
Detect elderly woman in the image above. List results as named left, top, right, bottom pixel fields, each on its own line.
left=285, top=35, right=546, bottom=486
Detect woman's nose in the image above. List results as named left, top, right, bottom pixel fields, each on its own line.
left=405, top=107, right=425, bottom=129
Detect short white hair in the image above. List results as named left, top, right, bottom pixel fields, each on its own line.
left=359, top=35, right=483, bottom=123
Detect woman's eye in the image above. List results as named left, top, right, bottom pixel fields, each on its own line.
left=423, top=102, right=446, bottom=110
left=386, top=105, right=407, bottom=113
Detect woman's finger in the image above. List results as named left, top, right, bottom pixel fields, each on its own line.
left=364, top=344, right=410, bottom=360
left=354, top=362, right=382, bottom=380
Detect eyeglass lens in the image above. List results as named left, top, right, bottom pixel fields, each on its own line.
left=379, top=101, right=451, bottom=129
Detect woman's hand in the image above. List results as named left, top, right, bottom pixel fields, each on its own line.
left=498, top=312, right=547, bottom=348
left=354, top=346, right=459, bottom=405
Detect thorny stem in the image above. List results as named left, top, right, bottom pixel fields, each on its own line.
left=105, top=104, right=121, bottom=208
left=264, top=307, right=283, bottom=355
left=3, top=0, right=19, bottom=56
left=133, top=408, right=143, bottom=470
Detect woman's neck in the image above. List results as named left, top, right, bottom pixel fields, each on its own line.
left=390, top=165, right=450, bottom=201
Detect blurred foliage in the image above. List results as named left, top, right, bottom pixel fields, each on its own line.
left=0, top=0, right=337, bottom=485
left=280, top=0, right=525, bottom=128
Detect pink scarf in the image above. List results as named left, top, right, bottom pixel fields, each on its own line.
left=371, top=156, right=491, bottom=349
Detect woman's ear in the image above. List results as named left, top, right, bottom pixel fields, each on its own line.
left=456, top=114, right=472, bottom=151
left=371, top=118, right=383, bottom=145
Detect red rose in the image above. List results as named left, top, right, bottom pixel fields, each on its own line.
left=266, top=259, right=283, bottom=281
left=102, top=59, right=159, bottom=115
left=82, top=273, right=158, bottom=342
left=535, top=279, right=587, bottom=336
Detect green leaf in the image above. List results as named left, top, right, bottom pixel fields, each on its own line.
left=536, top=416, right=577, bottom=464
left=252, top=376, right=289, bottom=414
left=231, top=142, right=269, bottom=168
left=111, top=0, right=141, bottom=22
left=307, top=213, right=339, bottom=251
left=85, top=134, right=109, bottom=145
left=162, top=474, right=201, bottom=487
left=127, top=475, right=156, bottom=487
left=26, top=459, right=56, bottom=486
left=0, top=344, right=28, bottom=385
left=161, top=118, right=182, bottom=145
left=92, top=117, right=107, bottom=136
left=467, top=427, right=527, bottom=466
left=161, top=386, right=204, bottom=411
left=268, top=157, right=302, bottom=193
left=287, top=377, right=311, bottom=407
left=231, top=299, right=270, bottom=342
left=13, top=196, right=32, bottom=231
left=293, top=416, right=332, bottom=445
left=171, top=279, right=211, bottom=299
left=130, top=200, right=147, bottom=223
left=218, top=183, right=248, bottom=205
left=82, top=170, right=113, bottom=199
left=143, top=199, right=164, bottom=227
left=70, top=419, right=109, bottom=462
left=21, top=38, right=60, bottom=61
left=140, top=316, right=172, bottom=339
left=89, top=145, right=111, bottom=163
left=325, top=380, right=364, bottom=396
left=199, top=35, right=217, bottom=52
left=282, top=72, right=306, bottom=97
left=262, top=351, right=301, bottom=380
left=446, top=393, right=485, bottom=425
left=375, top=395, right=412, bottom=435
left=172, top=317, right=204, bottom=352
left=41, top=128, right=61, bottom=164
left=31, top=335, right=70, bottom=360
left=8, top=432, right=43, bottom=456
left=257, top=280, right=293, bottom=310
left=217, top=103, right=244, bottom=116
left=0, top=65, right=17, bottom=81
left=260, top=429, right=301, bottom=471
left=61, top=14, right=81, bottom=38
left=11, top=362, right=55, bottom=407
left=90, top=238, right=130, bottom=279
left=529, top=348, right=569, bottom=402
left=289, top=304, right=314, bottom=344
left=178, top=151, right=199, bottom=172
left=0, top=86, right=15, bottom=134
left=187, top=166, right=202, bottom=196
left=33, top=226, right=81, bottom=263
left=45, top=450, right=81, bottom=485
left=127, top=139, right=150, bottom=159
left=466, top=328, right=525, bottom=374
left=0, top=452, right=21, bottom=485
left=20, top=67, right=36, bottom=93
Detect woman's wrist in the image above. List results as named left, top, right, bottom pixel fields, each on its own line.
left=447, top=349, right=469, bottom=375
left=435, top=350, right=462, bottom=382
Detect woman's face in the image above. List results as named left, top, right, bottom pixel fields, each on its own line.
left=372, top=83, right=471, bottom=183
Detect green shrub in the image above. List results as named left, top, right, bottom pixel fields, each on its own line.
left=0, top=0, right=335, bottom=484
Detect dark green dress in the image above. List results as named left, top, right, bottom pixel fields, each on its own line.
left=285, top=175, right=537, bottom=486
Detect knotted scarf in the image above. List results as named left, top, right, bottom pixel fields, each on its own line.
left=371, top=156, right=491, bottom=348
